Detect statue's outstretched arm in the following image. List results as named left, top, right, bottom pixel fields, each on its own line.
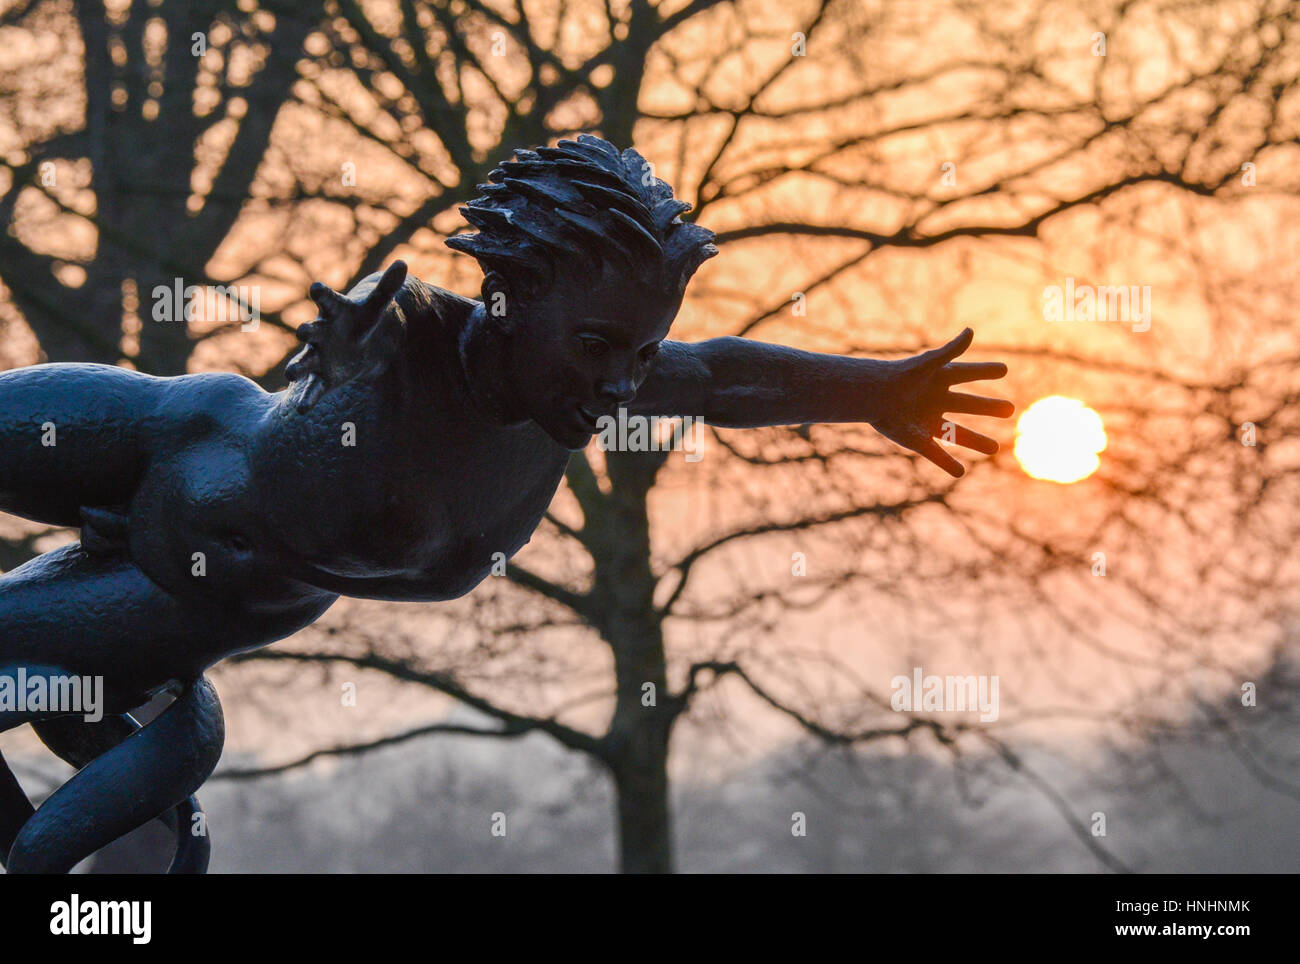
left=628, top=329, right=1014, bottom=476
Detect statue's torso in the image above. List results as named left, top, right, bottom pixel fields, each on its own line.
left=252, top=371, right=569, bottom=600
left=125, top=296, right=569, bottom=608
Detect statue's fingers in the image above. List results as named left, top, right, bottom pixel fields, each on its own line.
left=308, top=281, right=349, bottom=318
left=915, top=437, right=965, bottom=477
left=944, top=423, right=999, bottom=455
left=945, top=391, right=1015, bottom=418
left=284, top=347, right=318, bottom=383
left=943, top=361, right=1007, bottom=384
left=366, top=260, right=408, bottom=308
left=919, top=327, right=973, bottom=369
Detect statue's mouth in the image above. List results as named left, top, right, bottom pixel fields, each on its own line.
left=576, top=404, right=604, bottom=431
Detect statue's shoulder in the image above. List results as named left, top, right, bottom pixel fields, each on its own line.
left=394, top=275, right=477, bottom=339
left=391, top=276, right=479, bottom=391
left=283, top=265, right=478, bottom=413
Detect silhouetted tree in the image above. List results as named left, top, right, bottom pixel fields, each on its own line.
left=2, top=0, right=1298, bottom=872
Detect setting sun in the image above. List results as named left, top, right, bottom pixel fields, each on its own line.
left=1014, top=396, right=1107, bottom=483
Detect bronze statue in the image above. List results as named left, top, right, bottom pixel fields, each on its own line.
left=0, top=134, right=1012, bottom=872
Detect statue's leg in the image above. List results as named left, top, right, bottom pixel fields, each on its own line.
left=0, top=748, right=35, bottom=866
left=0, top=524, right=331, bottom=874
left=0, top=549, right=197, bottom=872
left=32, top=713, right=214, bottom=873
left=0, top=363, right=164, bottom=527
left=5, top=677, right=224, bottom=874
left=0, top=667, right=84, bottom=866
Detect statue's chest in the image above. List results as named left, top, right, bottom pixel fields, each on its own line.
left=416, top=432, right=568, bottom=578
left=256, top=396, right=568, bottom=582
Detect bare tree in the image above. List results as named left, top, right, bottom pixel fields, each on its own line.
left=2, top=0, right=1298, bottom=872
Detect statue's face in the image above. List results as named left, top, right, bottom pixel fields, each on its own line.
left=505, top=274, right=681, bottom=450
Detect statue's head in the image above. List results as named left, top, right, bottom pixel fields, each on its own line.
left=446, top=134, right=718, bottom=449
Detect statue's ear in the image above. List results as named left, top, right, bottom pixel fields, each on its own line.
left=480, top=270, right=514, bottom=335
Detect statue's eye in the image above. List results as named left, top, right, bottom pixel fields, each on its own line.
left=578, top=335, right=608, bottom=358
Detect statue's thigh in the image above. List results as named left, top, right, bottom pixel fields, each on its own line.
left=0, top=543, right=334, bottom=713
left=0, top=544, right=196, bottom=713
left=0, top=363, right=165, bottom=527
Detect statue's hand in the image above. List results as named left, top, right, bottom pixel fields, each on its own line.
left=285, top=260, right=409, bottom=414
left=869, top=328, right=1014, bottom=477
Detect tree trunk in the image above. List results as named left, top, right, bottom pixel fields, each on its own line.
left=611, top=707, right=674, bottom=873
left=596, top=449, right=677, bottom=873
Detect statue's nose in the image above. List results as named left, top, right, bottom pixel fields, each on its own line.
left=598, top=378, right=636, bottom=409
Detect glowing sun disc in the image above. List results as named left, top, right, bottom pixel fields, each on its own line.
left=1014, top=396, right=1107, bottom=483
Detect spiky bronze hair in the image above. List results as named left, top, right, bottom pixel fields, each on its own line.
left=445, top=134, right=718, bottom=298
